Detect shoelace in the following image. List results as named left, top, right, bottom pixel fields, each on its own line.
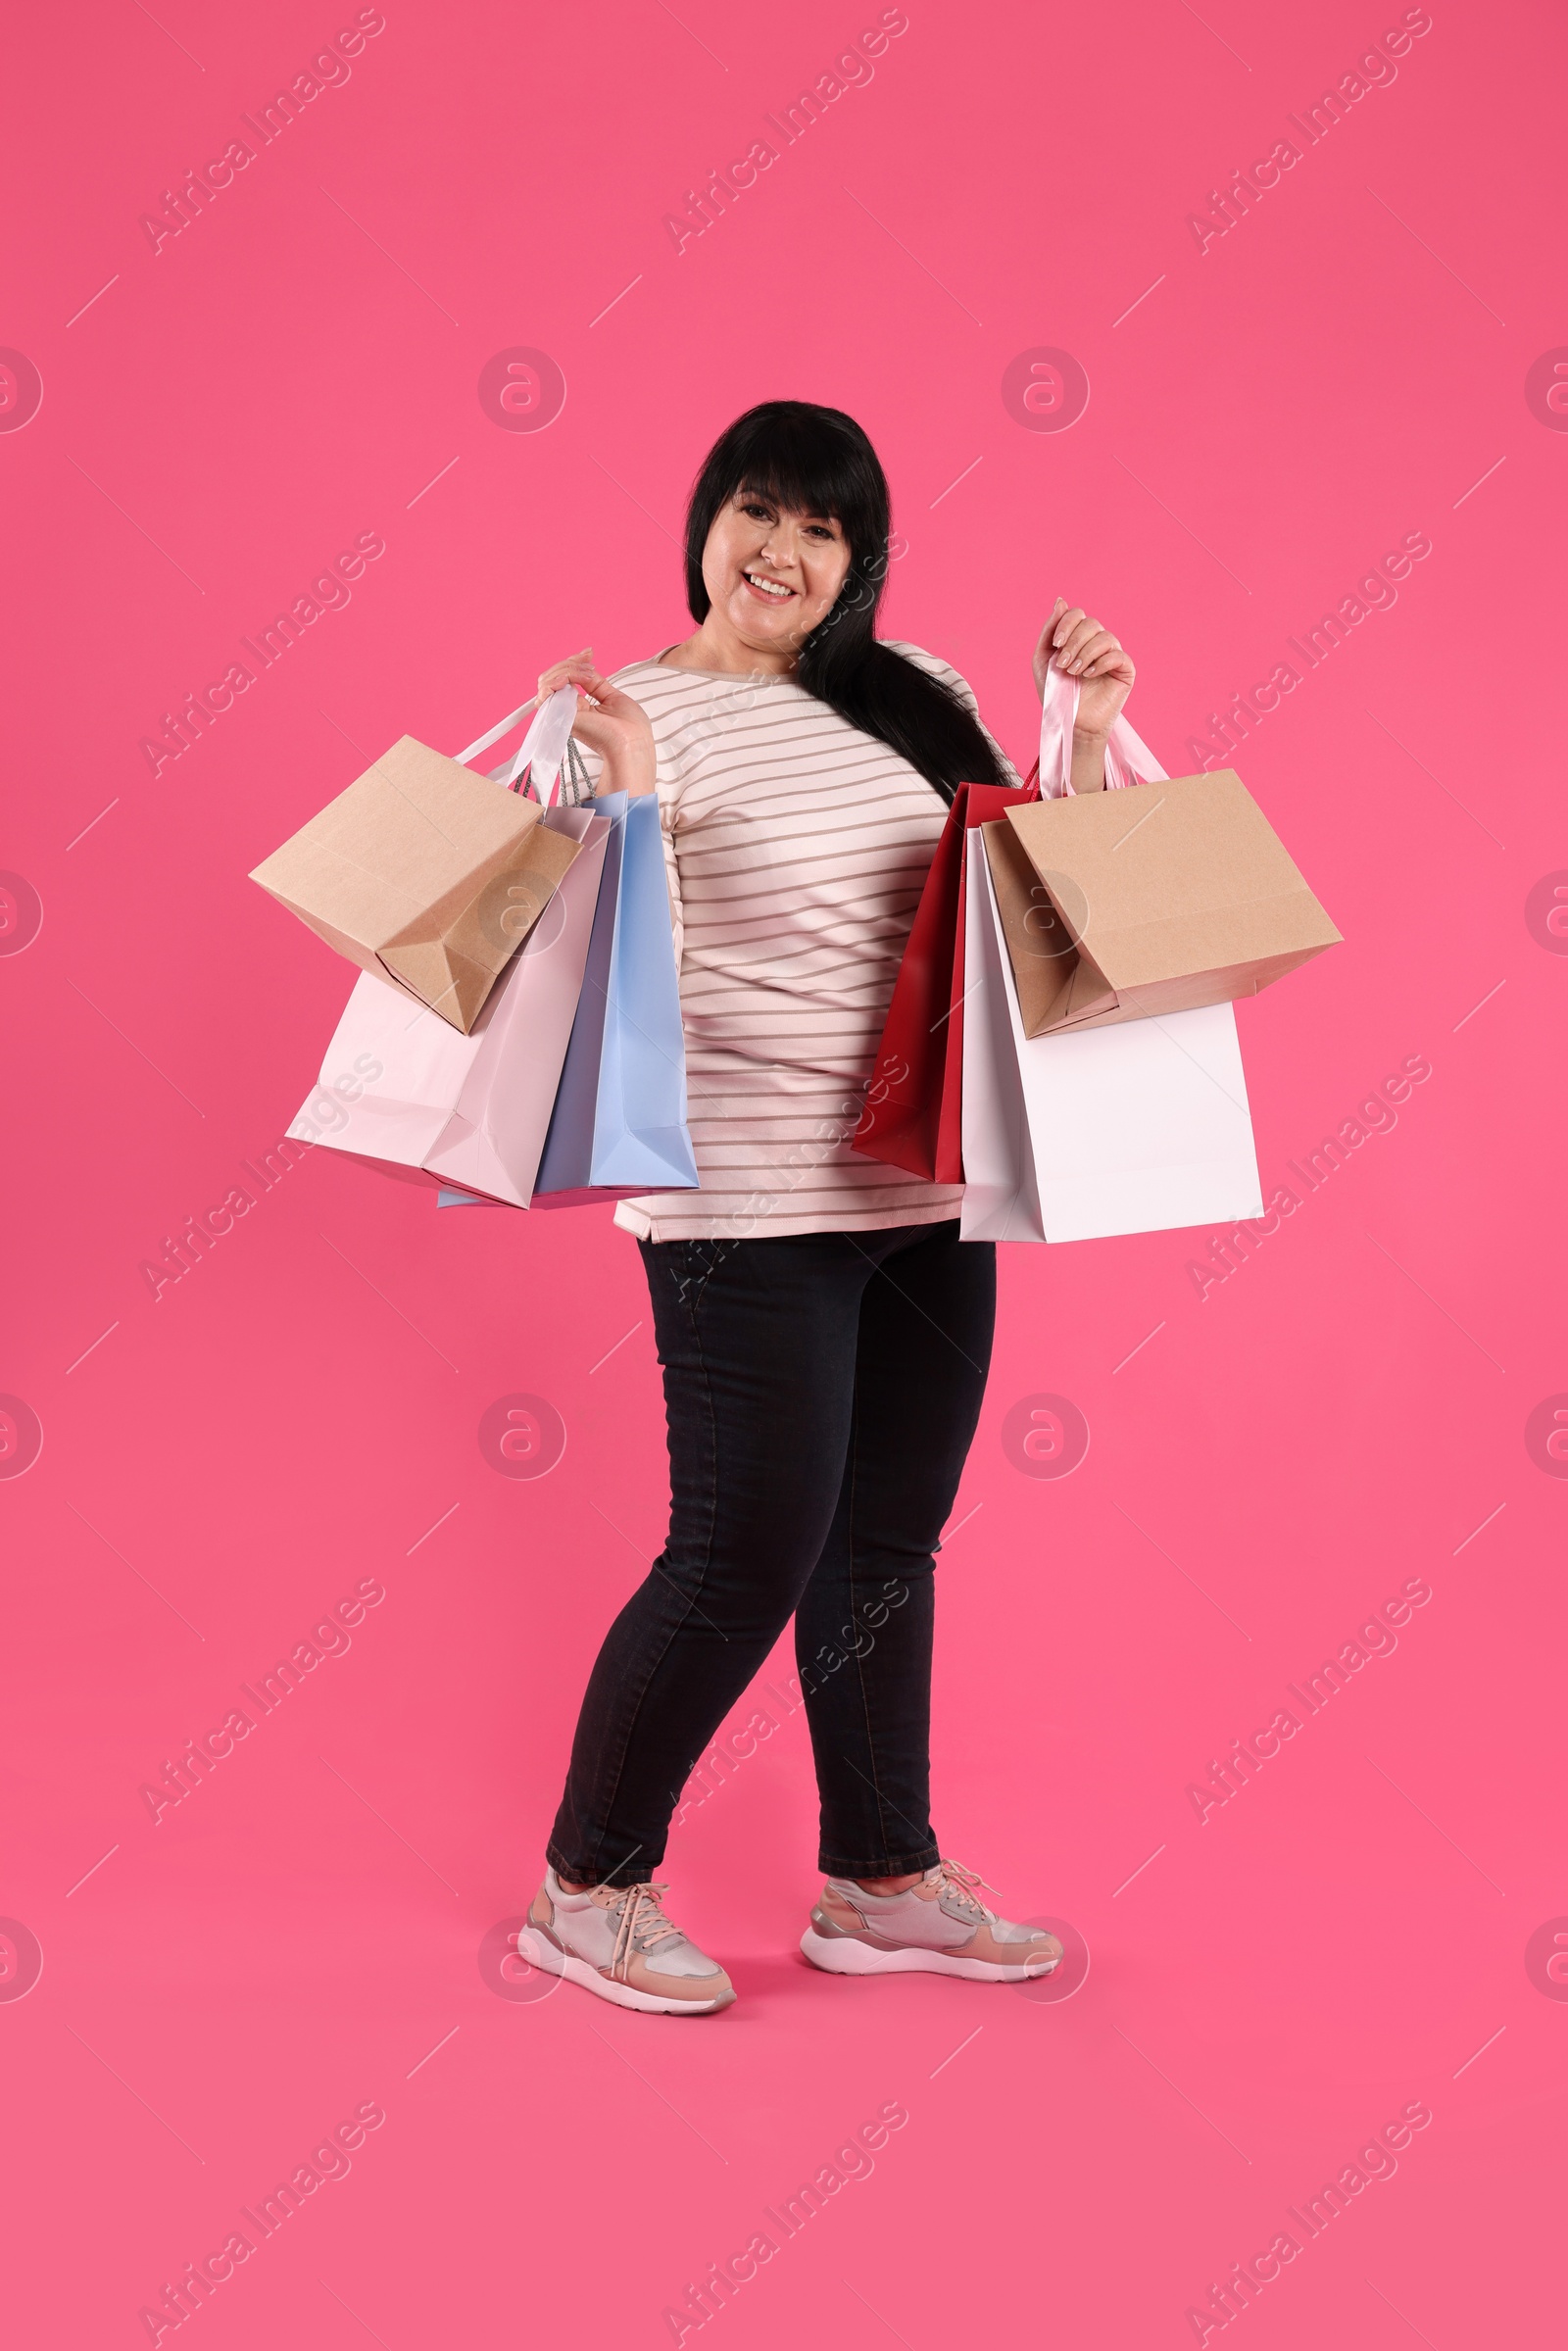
left=928, top=1858, right=1002, bottom=1922
left=603, top=1880, right=681, bottom=1983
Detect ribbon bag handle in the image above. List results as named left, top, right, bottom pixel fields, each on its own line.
left=453, top=684, right=586, bottom=806
left=1033, top=659, right=1169, bottom=800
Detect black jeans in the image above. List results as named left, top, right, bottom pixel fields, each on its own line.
left=547, top=1220, right=997, bottom=1886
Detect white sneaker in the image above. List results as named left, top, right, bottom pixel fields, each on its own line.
left=801, top=1859, right=1062, bottom=1983
left=524, top=1870, right=735, bottom=2015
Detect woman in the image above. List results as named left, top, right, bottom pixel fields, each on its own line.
left=525, top=401, right=1136, bottom=2014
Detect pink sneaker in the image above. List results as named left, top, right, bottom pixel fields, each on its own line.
left=801, top=1860, right=1062, bottom=1983
left=524, top=1870, right=735, bottom=2015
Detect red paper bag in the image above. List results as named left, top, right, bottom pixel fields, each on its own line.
left=854, top=780, right=1037, bottom=1181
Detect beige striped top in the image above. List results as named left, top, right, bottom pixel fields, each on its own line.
left=577, top=643, right=1022, bottom=1244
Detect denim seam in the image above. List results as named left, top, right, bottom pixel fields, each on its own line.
left=821, top=1843, right=940, bottom=1879
left=577, top=1268, right=719, bottom=1881
left=682, top=1239, right=719, bottom=1318
left=843, top=1392, right=901, bottom=1872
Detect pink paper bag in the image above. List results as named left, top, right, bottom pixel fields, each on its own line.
left=287, top=805, right=609, bottom=1205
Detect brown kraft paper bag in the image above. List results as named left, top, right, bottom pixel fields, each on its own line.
left=250, top=735, right=581, bottom=1034
left=991, top=767, right=1341, bottom=1037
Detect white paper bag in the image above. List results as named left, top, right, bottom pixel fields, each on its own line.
left=957, top=828, right=1039, bottom=1241
left=959, top=838, right=1264, bottom=1243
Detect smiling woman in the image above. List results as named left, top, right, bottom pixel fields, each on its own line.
left=542, top=403, right=1022, bottom=802
left=520, top=399, right=1138, bottom=2014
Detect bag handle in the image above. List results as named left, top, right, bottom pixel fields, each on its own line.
left=1032, top=659, right=1168, bottom=800
left=454, top=693, right=538, bottom=765
left=453, top=684, right=583, bottom=804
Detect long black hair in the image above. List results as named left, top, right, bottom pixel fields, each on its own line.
left=683, top=401, right=1010, bottom=804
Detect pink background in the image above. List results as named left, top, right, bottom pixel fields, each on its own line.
left=3, top=1, right=1565, bottom=2342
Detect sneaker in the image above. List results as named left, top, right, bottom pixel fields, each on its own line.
left=800, top=1860, right=1063, bottom=1983
left=523, top=1869, right=736, bottom=2015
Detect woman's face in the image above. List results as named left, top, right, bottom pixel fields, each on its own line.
left=699, top=485, right=854, bottom=662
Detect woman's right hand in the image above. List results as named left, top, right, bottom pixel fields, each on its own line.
left=537, top=649, right=657, bottom=797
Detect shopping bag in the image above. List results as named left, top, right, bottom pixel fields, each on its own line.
left=852, top=781, right=1037, bottom=1183
left=529, top=789, right=699, bottom=1200
left=250, top=688, right=586, bottom=1033
left=958, top=659, right=1263, bottom=1243
left=959, top=830, right=1264, bottom=1241
left=284, top=802, right=610, bottom=1205
left=998, top=663, right=1341, bottom=1035
left=469, top=680, right=597, bottom=808
left=957, top=831, right=1042, bottom=1243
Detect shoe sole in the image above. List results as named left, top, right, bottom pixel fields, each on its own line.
left=521, top=1926, right=735, bottom=2015
left=799, top=1927, right=1060, bottom=1984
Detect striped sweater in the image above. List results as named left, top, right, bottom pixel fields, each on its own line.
left=582, top=643, right=1022, bottom=1244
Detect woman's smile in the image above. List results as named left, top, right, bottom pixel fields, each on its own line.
left=674, top=485, right=855, bottom=666
left=740, top=567, right=796, bottom=603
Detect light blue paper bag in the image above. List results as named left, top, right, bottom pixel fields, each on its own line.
left=439, top=789, right=697, bottom=1208
left=535, top=789, right=698, bottom=1198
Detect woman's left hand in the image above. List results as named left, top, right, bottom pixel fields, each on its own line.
left=1032, top=598, right=1136, bottom=740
